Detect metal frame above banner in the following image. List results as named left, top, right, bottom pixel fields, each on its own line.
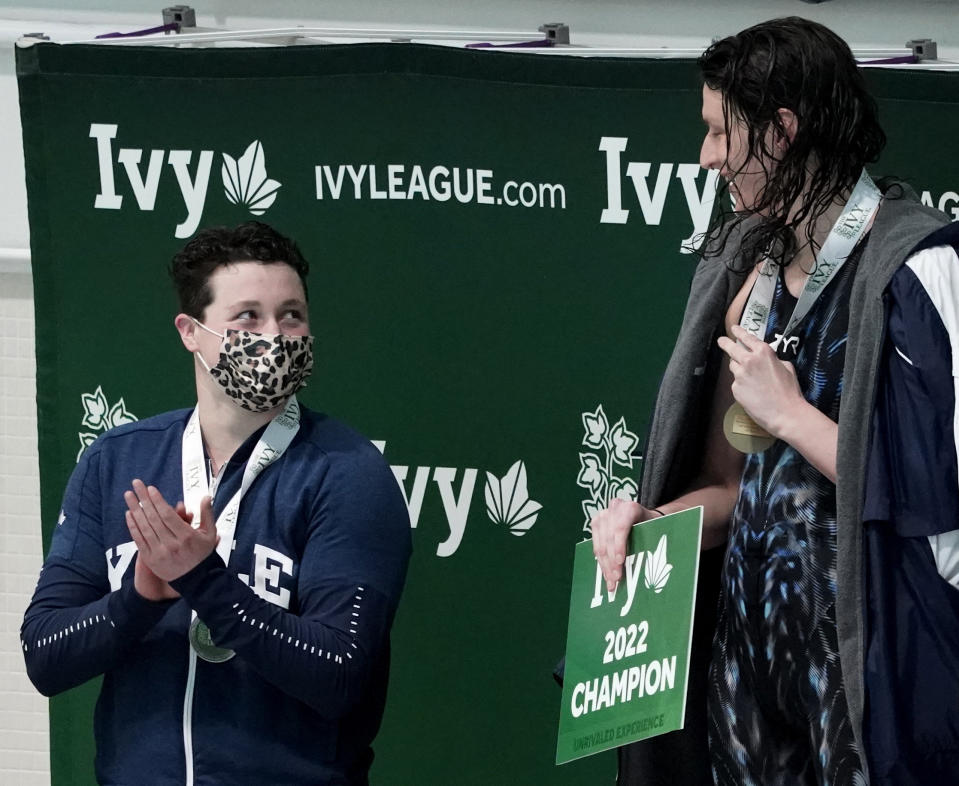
left=56, top=26, right=551, bottom=46
left=16, top=13, right=953, bottom=68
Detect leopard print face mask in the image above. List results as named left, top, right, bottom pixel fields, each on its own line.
left=193, top=320, right=314, bottom=413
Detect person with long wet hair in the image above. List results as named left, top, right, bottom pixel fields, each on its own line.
left=591, top=17, right=959, bottom=786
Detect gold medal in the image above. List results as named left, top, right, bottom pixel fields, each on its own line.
left=723, top=402, right=776, bottom=453
left=189, top=617, right=235, bottom=663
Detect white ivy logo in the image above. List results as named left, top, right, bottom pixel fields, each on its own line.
left=577, top=404, right=640, bottom=535
left=221, top=141, right=282, bottom=216
left=485, top=460, right=542, bottom=536
left=77, top=386, right=138, bottom=462
left=644, top=534, right=673, bottom=593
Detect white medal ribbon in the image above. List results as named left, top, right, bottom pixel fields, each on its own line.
left=180, top=395, right=301, bottom=566
left=739, top=169, right=882, bottom=342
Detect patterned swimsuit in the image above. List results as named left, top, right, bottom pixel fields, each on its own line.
left=708, top=249, right=866, bottom=786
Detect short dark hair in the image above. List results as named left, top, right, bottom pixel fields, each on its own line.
left=169, top=221, right=310, bottom=318
left=698, top=17, right=886, bottom=270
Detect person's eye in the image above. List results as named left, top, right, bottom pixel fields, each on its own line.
left=234, top=310, right=257, bottom=322
left=281, top=310, right=304, bottom=323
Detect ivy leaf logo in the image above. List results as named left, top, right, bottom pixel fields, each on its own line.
left=76, top=432, right=99, bottom=463
left=582, top=405, right=609, bottom=448
left=107, top=399, right=136, bottom=429
left=80, top=386, right=109, bottom=430
left=76, top=387, right=138, bottom=462
left=581, top=498, right=603, bottom=531
left=644, top=534, right=673, bottom=593
left=485, top=460, right=542, bottom=536
left=608, top=477, right=638, bottom=502
left=221, top=141, right=281, bottom=216
left=578, top=404, right=644, bottom=536
left=576, top=453, right=605, bottom=497
left=610, top=417, right=640, bottom=468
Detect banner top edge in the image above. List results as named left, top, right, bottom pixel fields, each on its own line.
left=13, top=40, right=707, bottom=90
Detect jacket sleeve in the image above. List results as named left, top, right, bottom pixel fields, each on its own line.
left=865, top=242, right=959, bottom=586
left=20, top=443, right=174, bottom=696
left=170, top=445, right=412, bottom=719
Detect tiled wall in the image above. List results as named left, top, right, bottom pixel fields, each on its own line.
left=0, top=270, right=50, bottom=785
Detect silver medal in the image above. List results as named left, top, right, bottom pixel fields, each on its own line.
left=189, top=617, right=235, bottom=663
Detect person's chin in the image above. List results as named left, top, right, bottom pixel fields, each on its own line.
left=730, top=189, right=760, bottom=214
left=727, top=184, right=742, bottom=210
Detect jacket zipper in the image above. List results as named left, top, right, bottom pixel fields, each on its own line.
left=182, top=621, right=198, bottom=784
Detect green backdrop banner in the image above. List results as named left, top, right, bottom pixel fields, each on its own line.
left=16, top=41, right=958, bottom=785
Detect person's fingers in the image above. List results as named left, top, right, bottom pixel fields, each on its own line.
left=591, top=509, right=615, bottom=586
left=124, top=489, right=161, bottom=546
left=591, top=512, right=604, bottom=560
left=174, top=501, right=194, bottom=524
left=129, top=479, right=174, bottom=541
left=729, top=324, right=766, bottom=349
left=603, top=512, right=628, bottom=590
left=196, top=496, right=216, bottom=539
left=125, top=509, right=151, bottom=555
left=145, top=485, right=185, bottom=539
left=717, top=335, right=748, bottom=366
left=130, top=478, right=154, bottom=508
left=123, top=488, right=139, bottom=517
left=591, top=501, right=644, bottom=590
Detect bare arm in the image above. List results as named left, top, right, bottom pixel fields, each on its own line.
left=656, top=354, right=745, bottom=548
left=592, top=356, right=744, bottom=589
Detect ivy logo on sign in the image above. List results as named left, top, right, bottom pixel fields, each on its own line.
left=645, top=535, right=673, bottom=592
left=578, top=405, right=641, bottom=536
left=76, top=386, right=138, bottom=462
left=89, top=123, right=281, bottom=239
left=589, top=533, right=674, bottom=615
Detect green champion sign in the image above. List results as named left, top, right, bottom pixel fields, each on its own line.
left=557, top=507, right=703, bottom=764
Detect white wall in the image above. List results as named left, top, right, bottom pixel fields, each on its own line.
left=0, top=270, right=46, bottom=785
left=0, top=2, right=956, bottom=783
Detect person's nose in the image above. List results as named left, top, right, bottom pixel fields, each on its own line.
left=699, top=135, right=721, bottom=172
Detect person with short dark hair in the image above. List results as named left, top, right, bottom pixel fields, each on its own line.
left=591, top=17, right=959, bottom=785
left=169, top=220, right=311, bottom=318
left=22, top=221, right=412, bottom=785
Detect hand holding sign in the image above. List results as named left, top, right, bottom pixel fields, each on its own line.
left=590, top=498, right=663, bottom=591
left=558, top=507, right=703, bottom=764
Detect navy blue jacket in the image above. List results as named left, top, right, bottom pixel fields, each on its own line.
left=863, top=222, right=959, bottom=784
left=22, top=406, right=412, bottom=785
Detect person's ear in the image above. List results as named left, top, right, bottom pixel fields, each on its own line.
left=775, top=108, right=798, bottom=150
left=175, top=313, right=200, bottom=352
